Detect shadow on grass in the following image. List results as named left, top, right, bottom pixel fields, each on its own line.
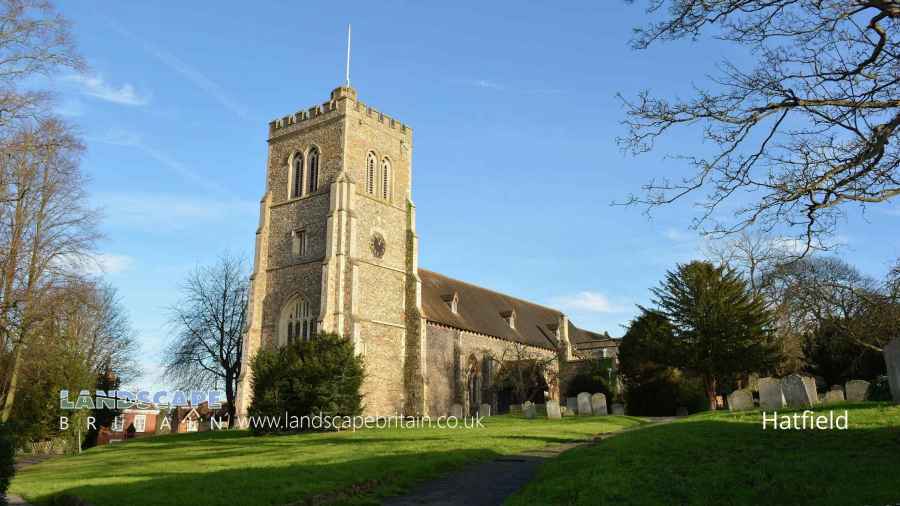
left=24, top=448, right=504, bottom=506
left=507, top=403, right=900, bottom=506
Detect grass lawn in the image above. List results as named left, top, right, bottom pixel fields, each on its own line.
left=10, top=414, right=641, bottom=505
left=508, top=403, right=900, bottom=506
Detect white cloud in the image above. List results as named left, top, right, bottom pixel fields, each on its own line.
left=59, top=252, right=135, bottom=276
left=94, top=192, right=257, bottom=230
left=91, top=128, right=231, bottom=195
left=66, top=74, right=149, bottom=106
left=664, top=227, right=692, bottom=242
left=551, top=291, right=630, bottom=314
left=473, top=79, right=504, bottom=90
left=108, top=20, right=253, bottom=121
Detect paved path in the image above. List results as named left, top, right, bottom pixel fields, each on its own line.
left=3, top=454, right=56, bottom=506
left=382, top=417, right=678, bottom=506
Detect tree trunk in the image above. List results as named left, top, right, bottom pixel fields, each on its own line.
left=225, top=369, right=236, bottom=428
left=705, top=376, right=717, bottom=411
left=0, top=341, right=23, bottom=422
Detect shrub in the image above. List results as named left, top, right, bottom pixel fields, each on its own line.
left=0, top=422, right=15, bottom=505
left=249, top=333, right=364, bottom=434
left=869, top=376, right=892, bottom=402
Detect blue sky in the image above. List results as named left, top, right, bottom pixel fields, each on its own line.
left=49, top=2, right=900, bottom=391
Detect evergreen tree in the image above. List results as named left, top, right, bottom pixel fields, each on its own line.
left=651, top=261, right=777, bottom=410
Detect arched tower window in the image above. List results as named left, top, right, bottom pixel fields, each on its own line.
left=280, top=296, right=315, bottom=345
left=307, top=147, right=319, bottom=193
left=365, top=152, right=377, bottom=195
left=381, top=158, right=391, bottom=200
left=290, top=153, right=304, bottom=199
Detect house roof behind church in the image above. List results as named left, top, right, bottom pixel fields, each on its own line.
left=419, top=269, right=611, bottom=352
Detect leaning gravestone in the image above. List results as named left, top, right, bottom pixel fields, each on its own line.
left=479, top=403, right=491, bottom=417
left=727, top=389, right=754, bottom=411
left=845, top=380, right=870, bottom=402
left=523, top=401, right=536, bottom=419
left=758, top=377, right=786, bottom=409
left=824, top=389, right=844, bottom=404
left=577, top=392, right=592, bottom=415
left=450, top=403, right=463, bottom=419
left=885, top=338, right=900, bottom=403
left=611, top=403, right=625, bottom=415
left=566, top=397, right=578, bottom=414
left=591, top=393, right=608, bottom=415
left=782, top=374, right=817, bottom=407
left=546, top=399, right=561, bottom=419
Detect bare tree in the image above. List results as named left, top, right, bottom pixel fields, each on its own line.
left=0, top=118, right=98, bottom=421
left=704, top=231, right=796, bottom=295
left=163, top=254, right=248, bottom=426
left=620, top=1, right=899, bottom=254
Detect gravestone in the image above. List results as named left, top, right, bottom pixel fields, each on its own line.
left=523, top=401, right=536, bottom=419
left=824, top=389, right=844, bottom=404
left=546, top=399, right=561, bottom=419
left=845, top=380, right=870, bottom=402
left=591, top=393, right=608, bottom=415
left=746, top=373, right=760, bottom=392
left=577, top=392, right=592, bottom=415
left=885, top=338, right=900, bottom=403
left=758, top=377, right=786, bottom=409
left=479, top=403, right=491, bottom=417
left=727, top=389, right=754, bottom=411
left=611, top=403, right=625, bottom=415
left=782, top=374, right=816, bottom=407
left=566, top=397, right=578, bottom=413
left=675, top=406, right=688, bottom=417
left=560, top=406, right=569, bottom=416
left=450, top=403, right=463, bottom=419
left=830, top=385, right=843, bottom=391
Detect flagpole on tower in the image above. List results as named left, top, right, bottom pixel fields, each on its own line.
left=345, top=24, right=352, bottom=87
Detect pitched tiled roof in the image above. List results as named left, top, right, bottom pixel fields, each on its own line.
left=418, top=269, right=614, bottom=352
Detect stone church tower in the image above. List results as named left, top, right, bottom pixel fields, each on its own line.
left=235, top=86, right=427, bottom=417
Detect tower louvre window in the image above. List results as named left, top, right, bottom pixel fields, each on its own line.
left=381, top=158, right=391, bottom=200
left=366, top=152, right=377, bottom=195
left=291, top=153, right=304, bottom=198
left=292, top=229, right=308, bottom=257
left=307, top=147, right=319, bottom=193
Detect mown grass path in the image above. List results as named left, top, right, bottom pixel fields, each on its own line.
left=10, top=415, right=642, bottom=505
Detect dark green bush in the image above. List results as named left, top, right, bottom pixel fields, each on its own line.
left=869, top=375, right=891, bottom=402
left=248, top=333, right=364, bottom=434
left=0, top=422, right=15, bottom=505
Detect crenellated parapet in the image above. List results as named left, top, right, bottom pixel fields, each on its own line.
left=268, top=87, right=411, bottom=139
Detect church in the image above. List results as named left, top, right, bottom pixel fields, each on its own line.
left=234, top=85, right=618, bottom=418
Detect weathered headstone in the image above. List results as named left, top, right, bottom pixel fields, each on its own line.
left=479, top=403, right=491, bottom=417
left=560, top=406, right=569, bottom=416
left=577, top=392, right=592, bottom=415
left=450, top=403, right=463, bottom=419
left=523, top=401, right=536, bottom=419
left=782, top=374, right=816, bottom=407
left=824, top=389, right=844, bottom=404
left=566, top=397, right=578, bottom=414
left=591, top=393, right=608, bottom=415
left=830, top=384, right=843, bottom=391
left=758, top=377, right=786, bottom=409
left=746, top=373, right=760, bottom=392
left=727, top=389, right=754, bottom=411
left=885, top=338, right=900, bottom=403
left=611, top=403, right=625, bottom=415
left=545, top=399, right=561, bottom=419
left=675, top=406, right=688, bottom=417
left=845, top=380, right=870, bottom=402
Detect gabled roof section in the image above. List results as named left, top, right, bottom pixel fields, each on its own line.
left=419, top=269, right=564, bottom=350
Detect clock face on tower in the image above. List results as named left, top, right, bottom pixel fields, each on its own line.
left=371, top=233, right=386, bottom=258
